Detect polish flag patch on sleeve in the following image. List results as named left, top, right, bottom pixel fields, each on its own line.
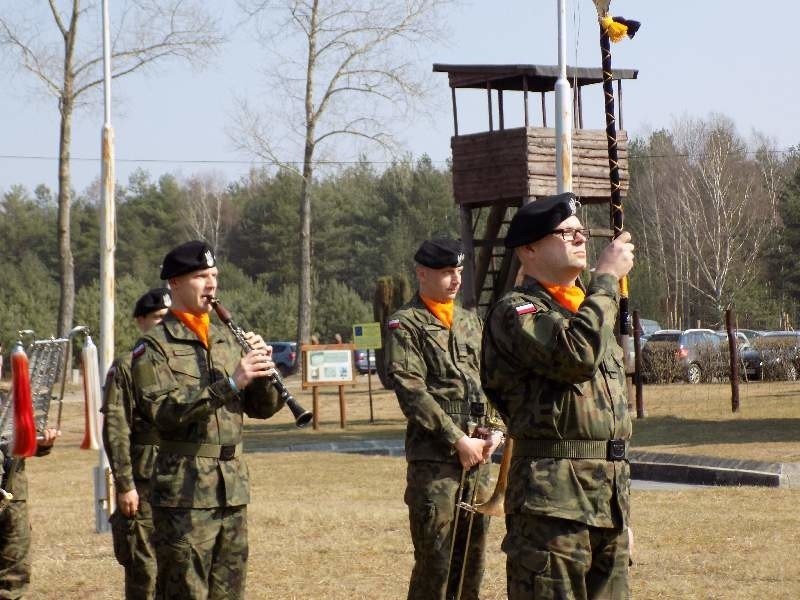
left=132, top=343, right=146, bottom=360
left=515, top=302, right=538, bottom=316
left=388, top=319, right=401, bottom=330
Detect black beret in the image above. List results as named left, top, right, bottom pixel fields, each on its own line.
left=160, top=240, right=216, bottom=280
left=132, top=287, right=172, bottom=318
left=504, top=193, right=581, bottom=248
left=414, top=238, right=465, bottom=269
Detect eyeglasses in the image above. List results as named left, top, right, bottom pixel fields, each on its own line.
left=550, top=228, right=591, bottom=242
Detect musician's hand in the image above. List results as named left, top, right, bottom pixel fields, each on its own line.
left=483, top=431, right=504, bottom=462
left=38, top=428, right=61, bottom=448
left=118, top=489, right=139, bottom=518
left=243, top=331, right=267, bottom=353
left=595, top=230, right=634, bottom=280
left=232, top=350, right=276, bottom=389
left=454, top=435, right=486, bottom=469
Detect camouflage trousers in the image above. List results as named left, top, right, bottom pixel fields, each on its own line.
left=0, top=501, right=31, bottom=600
left=503, top=513, right=630, bottom=600
left=152, top=505, right=248, bottom=600
left=110, top=483, right=157, bottom=600
left=404, top=460, right=492, bottom=600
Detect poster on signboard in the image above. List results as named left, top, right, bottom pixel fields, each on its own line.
left=303, top=345, right=355, bottom=385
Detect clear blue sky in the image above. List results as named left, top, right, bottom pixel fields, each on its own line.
left=1, top=0, right=797, bottom=195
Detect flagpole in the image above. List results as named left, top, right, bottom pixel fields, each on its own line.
left=96, top=0, right=116, bottom=533
left=554, top=0, right=573, bottom=193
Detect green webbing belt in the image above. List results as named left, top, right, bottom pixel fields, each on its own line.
left=158, top=440, right=242, bottom=459
left=131, top=432, right=160, bottom=446
left=513, top=439, right=628, bottom=460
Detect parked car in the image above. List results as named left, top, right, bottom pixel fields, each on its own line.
left=354, top=349, right=377, bottom=374
left=715, top=330, right=762, bottom=380
left=641, top=328, right=723, bottom=384
left=638, top=318, right=662, bottom=341
left=750, top=331, right=800, bottom=381
left=267, top=341, right=297, bottom=376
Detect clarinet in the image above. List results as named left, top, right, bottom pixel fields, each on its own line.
left=206, top=297, right=313, bottom=428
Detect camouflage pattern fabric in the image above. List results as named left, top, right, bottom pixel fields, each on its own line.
left=102, top=356, right=159, bottom=599
left=109, top=481, right=157, bottom=599
left=386, top=295, right=493, bottom=599
left=405, top=461, right=491, bottom=600
left=0, top=501, right=30, bottom=599
left=386, top=295, right=488, bottom=463
left=503, top=513, right=630, bottom=600
left=0, top=445, right=51, bottom=599
left=481, top=273, right=632, bottom=597
left=102, top=356, right=159, bottom=493
left=131, top=312, right=284, bottom=508
left=130, top=311, right=283, bottom=597
left=152, top=505, right=247, bottom=600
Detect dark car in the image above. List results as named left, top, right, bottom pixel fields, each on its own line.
left=354, top=349, right=377, bottom=374
left=715, top=330, right=762, bottom=380
left=751, top=331, right=800, bottom=381
left=267, top=341, right=297, bottom=376
left=642, top=328, right=723, bottom=384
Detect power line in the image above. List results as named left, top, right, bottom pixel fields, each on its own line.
left=0, top=146, right=796, bottom=167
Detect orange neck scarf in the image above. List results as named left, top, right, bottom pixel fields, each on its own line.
left=542, top=283, right=586, bottom=313
left=420, top=294, right=455, bottom=329
left=172, top=309, right=210, bottom=348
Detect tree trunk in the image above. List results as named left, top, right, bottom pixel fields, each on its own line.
left=296, top=0, right=318, bottom=348
left=56, top=4, right=77, bottom=338
left=57, top=98, right=75, bottom=337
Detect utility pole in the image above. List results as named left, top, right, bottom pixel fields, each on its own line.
left=96, top=0, right=116, bottom=534
left=554, top=0, right=573, bottom=193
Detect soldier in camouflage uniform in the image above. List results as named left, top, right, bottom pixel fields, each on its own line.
left=102, top=287, right=171, bottom=599
left=130, top=240, right=285, bottom=600
left=0, top=427, right=59, bottom=599
left=481, top=193, right=635, bottom=600
left=386, top=238, right=503, bottom=600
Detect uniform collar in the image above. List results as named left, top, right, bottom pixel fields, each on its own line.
left=162, top=311, right=226, bottom=346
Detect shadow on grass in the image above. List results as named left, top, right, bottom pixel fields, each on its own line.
left=634, top=415, right=800, bottom=448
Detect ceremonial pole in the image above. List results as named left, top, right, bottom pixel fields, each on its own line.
left=591, top=4, right=640, bottom=369
left=96, top=0, right=116, bottom=533
left=554, top=0, right=573, bottom=193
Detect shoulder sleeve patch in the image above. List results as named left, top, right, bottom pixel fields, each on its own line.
left=132, top=343, right=146, bottom=360
left=388, top=318, right=401, bottom=330
left=514, top=302, right=538, bottom=316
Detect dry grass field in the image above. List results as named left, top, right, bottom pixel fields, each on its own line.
left=14, top=375, right=800, bottom=598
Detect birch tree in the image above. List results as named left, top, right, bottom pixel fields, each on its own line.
left=233, top=0, right=456, bottom=346
left=0, top=1, right=224, bottom=335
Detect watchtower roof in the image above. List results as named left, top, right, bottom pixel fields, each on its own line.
left=432, top=63, right=638, bottom=92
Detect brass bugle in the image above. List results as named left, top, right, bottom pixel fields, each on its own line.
left=206, top=296, right=313, bottom=428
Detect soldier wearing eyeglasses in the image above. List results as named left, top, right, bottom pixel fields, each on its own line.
left=481, top=192, right=635, bottom=600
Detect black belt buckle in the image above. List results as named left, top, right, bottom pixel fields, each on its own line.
left=219, top=445, right=236, bottom=461
left=607, top=439, right=627, bottom=461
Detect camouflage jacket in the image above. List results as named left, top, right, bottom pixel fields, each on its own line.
left=481, top=273, right=632, bottom=528
left=0, top=443, right=53, bottom=502
left=386, top=294, right=487, bottom=464
left=101, top=355, right=159, bottom=493
left=131, top=312, right=284, bottom=509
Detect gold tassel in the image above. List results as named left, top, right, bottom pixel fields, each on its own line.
left=600, top=15, right=629, bottom=43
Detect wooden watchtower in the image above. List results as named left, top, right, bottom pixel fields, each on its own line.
left=433, top=63, right=638, bottom=313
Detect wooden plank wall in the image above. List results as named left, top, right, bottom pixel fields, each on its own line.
left=451, top=127, right=629, bottom=205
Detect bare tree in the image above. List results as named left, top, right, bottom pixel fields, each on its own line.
left=232, top=0, right=456, bottom=346
left=181, top=172, right=235, bottom=252
left=673, top=116, right=780, bottom=320
left=0, top=1, right=224, bottom=335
